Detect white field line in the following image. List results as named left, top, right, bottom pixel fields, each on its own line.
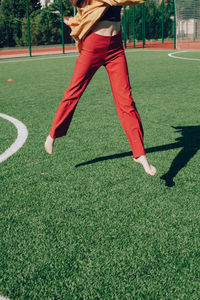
left=0, top=49, right=174, bottom=64
left=168, top=50, right=200, bottom=61
left=0, top=113, right=28, bottom=163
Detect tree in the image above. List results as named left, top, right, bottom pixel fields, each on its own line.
left=21, top=2, right=74, bottom=47
left=0, top=0, right=41, bottom=47
left=0, top=0, right=41, bottom=19
left=122, top=0, right=176, bottom=43
left=48, top=0, right=73, bottom=16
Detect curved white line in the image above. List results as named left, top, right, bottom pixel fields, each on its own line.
left=168, top=50, right=200, bottom=61
left=0, top=113, right=28, bottom=163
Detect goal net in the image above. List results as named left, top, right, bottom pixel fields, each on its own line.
left=175, top=0, right=200, bottom=49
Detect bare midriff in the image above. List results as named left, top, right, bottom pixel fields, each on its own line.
left=92, top=20, right=121, bottom=36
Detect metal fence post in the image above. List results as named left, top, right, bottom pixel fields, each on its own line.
left=60, top=0, right=65, bottom=54
left=162, top=0, right=164, bottom=44
left=174, top=0, right=176, bottom=49
left=26, top=0, right=32, bottom=57
left=123, top=7, right=127, bottom=48
left=142, top=3, right=146, bottom=48
left=127, top=7, right=130, bottom=42
left=132, top=6, right=135, bottom=48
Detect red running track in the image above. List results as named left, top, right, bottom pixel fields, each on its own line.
left=0, top=41, right=176, bottom=59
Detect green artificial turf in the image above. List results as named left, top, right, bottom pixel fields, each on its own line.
left=0, top=117, right=17, bottom=154
left=0, top=50, right=199, bottom=299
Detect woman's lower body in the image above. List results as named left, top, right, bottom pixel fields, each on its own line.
left=45, top=32, right=156, bottom=175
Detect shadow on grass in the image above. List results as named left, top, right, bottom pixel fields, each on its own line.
left=75, top=126, right=200, bottom=188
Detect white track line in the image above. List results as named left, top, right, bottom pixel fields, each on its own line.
left=0, top=113, right=28, bottom=163
left=168, top=50, right=200, bottom=61
left=127, top=49, right=172, bottom=52
left=0, top=54, right=78, bottom=64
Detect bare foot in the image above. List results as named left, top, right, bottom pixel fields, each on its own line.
left=134, top=155, right=157, bottom=176
left=44, top=135, right=55, bottom=155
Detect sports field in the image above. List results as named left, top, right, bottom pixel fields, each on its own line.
left=0, top=50, right=200, bottom=299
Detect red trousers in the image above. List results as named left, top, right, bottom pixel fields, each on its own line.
left=49, top=32, right=145, bottom=158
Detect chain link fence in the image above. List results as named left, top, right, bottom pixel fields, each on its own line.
left=0, top=0, right=199, bottom=58
left=0, top=0, right=74, bottom=57
left=121, top=0, right=176, bottom=49
left=175, top=0, right=200, bottom=49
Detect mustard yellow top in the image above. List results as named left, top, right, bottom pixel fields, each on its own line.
left=67, top=0, right=146, bottom=51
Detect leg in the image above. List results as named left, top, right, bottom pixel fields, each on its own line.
left=50, top=57, right=99, bottom=139
left=105, top=51, right=156, bottom=175
left=105, top=51, right=144, bottom=158
left=45, top=54, right=100, bottom=154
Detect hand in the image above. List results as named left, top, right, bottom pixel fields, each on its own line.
left=63, top=16, right=70, bottom=25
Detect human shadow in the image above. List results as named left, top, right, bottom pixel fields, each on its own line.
left=160, top=126, right=200, bottom=187
left=75, top=126, right=200, bottom=187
